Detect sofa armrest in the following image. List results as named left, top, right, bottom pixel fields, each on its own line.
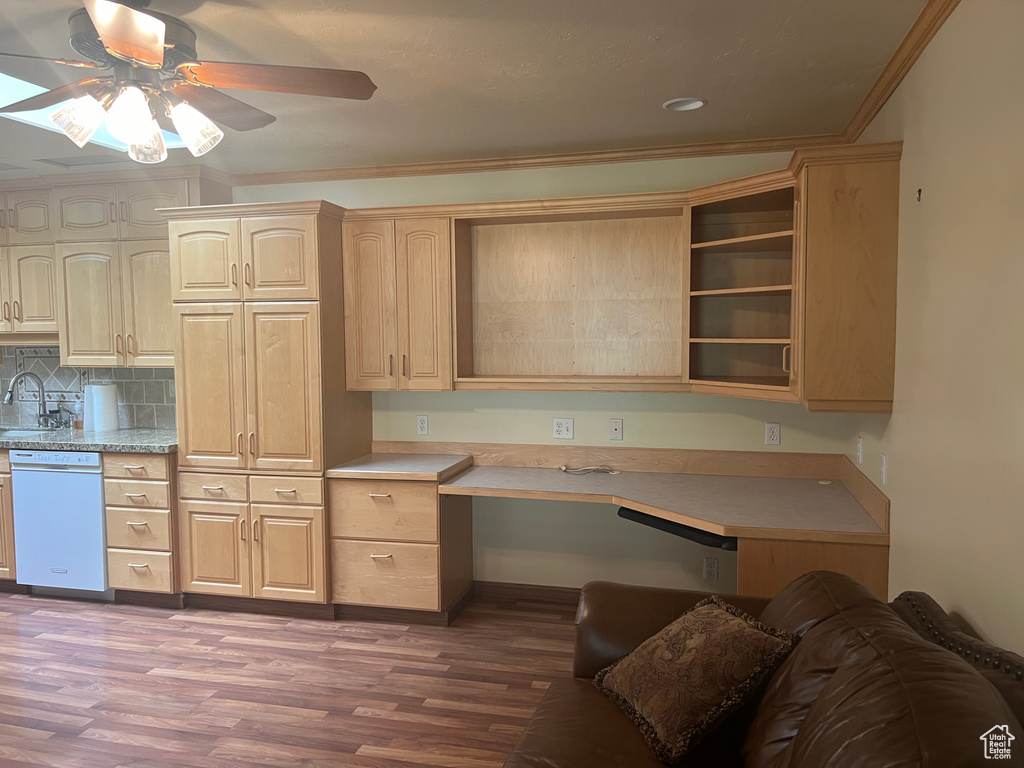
left=572, top=581, right=772, bottom=679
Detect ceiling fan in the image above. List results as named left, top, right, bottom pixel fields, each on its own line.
left=0, top=0, right=376, bottom=163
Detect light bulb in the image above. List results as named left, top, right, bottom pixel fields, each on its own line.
left=50, top=94, right=107, bottom=148
left=168, top=101, right=223, bottom=157
left=105, top=86, right=155, bottom=144
left=128, top=126, right=167, bottom=164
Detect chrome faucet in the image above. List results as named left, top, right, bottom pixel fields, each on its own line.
left=3, top=372, right=59, bottom=427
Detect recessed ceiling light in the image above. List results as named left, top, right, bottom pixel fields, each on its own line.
left=663, top=97, right=706, bottom=112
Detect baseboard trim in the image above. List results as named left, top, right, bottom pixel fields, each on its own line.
left=0, top=580, right=30, bottom=594
left=474, top=580, right=582, bottom=606
left=114, top=590, right=187, bottom=610
left=185, top=593, right=335, bottom=620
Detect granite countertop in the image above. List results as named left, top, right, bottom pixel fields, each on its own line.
left=327, top=453, right=473, bottom=482
left=0, top=427, right=178, bottom=453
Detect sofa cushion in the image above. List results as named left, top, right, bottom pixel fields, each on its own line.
left=594, top=596, right=797, bottom=764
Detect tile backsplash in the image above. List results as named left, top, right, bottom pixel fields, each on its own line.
left=0, top=346, right=175, bottom=429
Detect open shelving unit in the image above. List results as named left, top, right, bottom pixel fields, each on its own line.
left=688, top=187, right=796, bottom=392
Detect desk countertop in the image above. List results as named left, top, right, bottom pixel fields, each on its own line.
left=439, top=465, right=885, bottom=542
left=327, top=453, right=473, bottom=482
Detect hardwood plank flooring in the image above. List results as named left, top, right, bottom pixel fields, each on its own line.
left=0, top=592, right=577, bottom=767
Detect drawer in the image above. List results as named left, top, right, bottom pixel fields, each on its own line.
left=328, top=479, right=438, bottom=543
left=330, top=539, right=439, bottom=610
left=105, top=508, right=171, bottom=551
left=103, top=479, right=170, bottom=508
left=250, top=475, right=324, bottom=506
left=103, top=453, right=169, bottom=480
left=179, top=472, right=248, bottom=502
left=107, top=549, right=174, bottom=593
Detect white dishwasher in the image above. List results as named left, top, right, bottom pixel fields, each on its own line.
left=12, top=450, right=108, bottom=592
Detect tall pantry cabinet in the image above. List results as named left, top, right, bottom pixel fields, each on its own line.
left=165, top=201, right=372, bottom=604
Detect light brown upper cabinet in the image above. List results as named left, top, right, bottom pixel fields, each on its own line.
left=54, top=180, right=188, bottom=242
left=170, top=214, right=319, bottom=301
left=343, top=217, right=452, bottom=391
left=0, top=245, right=59, bottom=335
left=56, top=240, right=173, bottom=367
left=0, top=189, right=53, bottom=245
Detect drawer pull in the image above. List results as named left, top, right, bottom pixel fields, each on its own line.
left=123, top=464, right=144, bottom=471
left=252, top=519, right=259, bottom=541
left=370, top=553, right=393, bottom=560
left=273, top=488, right=297, bottom=494
left=368, top=493, right=392, bottom=498
left=201, top=485, right=224, bottom=491
left=125, top=521, right=148, bottom=527
left=127, top=563, right=149, bottom=569
left=124, top=492, right=147, bottom=498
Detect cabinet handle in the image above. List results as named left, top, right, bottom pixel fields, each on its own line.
left=252, top=519, right=259, bottom=541
left=370, top=553, right=393, bottom=560
left=230, top=263, right=238, bottom=286
left=388, top=354, right=394, bottom=376
left=237, top=432, right=244, bottom=455
left=781, top=344, right=792, bottom=375
left=0, top=209, right=5, bottom=229
left=109, top=202, right=117, bottom=223
left=127, top=562, right=150, bottom=569
left=120, top=202, right=127, bottom=223
left=7, top=209, right=13, bottom=232
left=368, top=492, right=391, bottom=498
left=124, top=492, right=147, bottom=499
left=12, top=301, right=20, bottom=322
left=240, top=520, right=246, bottom=540
left=402, top=354, right=407, bottom=377
left=123, top=464, right=144, bottom=471
left=243, top=262, right=251, bottom=286
left=3, top=302, right=9, bottom=321
left=248, top=432, right=256, bottom=455
left=125, top=521, right=148, bottom=527
left=273, top=488, right=297, bottom=494
left=115, top=333, right=123, bottom=357
left=126, top=334, right=135, bottom=356
left=201, top=485, right=224, bottom=492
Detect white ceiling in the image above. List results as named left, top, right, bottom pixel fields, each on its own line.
left=0, top=0, right=927, bottom=178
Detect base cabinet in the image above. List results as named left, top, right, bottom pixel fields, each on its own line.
left=0, top=470, right=14, bottom=580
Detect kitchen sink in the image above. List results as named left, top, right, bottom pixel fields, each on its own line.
left=0, top=429, right=51, bottom=438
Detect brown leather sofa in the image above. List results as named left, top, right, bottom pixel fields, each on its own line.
left=504, top=571, right=1024, bottom=767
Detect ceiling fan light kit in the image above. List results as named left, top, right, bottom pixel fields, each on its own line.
left=1, top=0, right=376, bottom=164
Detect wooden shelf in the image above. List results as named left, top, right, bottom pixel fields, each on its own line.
left=690, top=284, right=792, bottom=297
left=689, top=338, right=791, bottom=345
left=690, top=230, right=794, bottom=252
left=689, top=375, right=792, bottom=389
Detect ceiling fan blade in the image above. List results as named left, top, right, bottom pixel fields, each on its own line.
left=176, top=61, right=377, bottom=101
left=83, top=0, right=166, bottom=69
left=0, top=51, right=102, bottom=69
left=166, top=83, right=276, bottom=131
left=0, top=78, right=108, bottom=114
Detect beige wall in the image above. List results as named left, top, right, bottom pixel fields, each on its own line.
left=850, top=0, right=1024, bottom=647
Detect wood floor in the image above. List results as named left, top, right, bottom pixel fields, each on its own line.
left=0, top=591, right=577, bottom=767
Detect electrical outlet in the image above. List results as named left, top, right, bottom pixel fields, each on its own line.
left=703, top=557, right=719, bottom=581
left=609, top=418, right=623, bottom=441
left=553, top=418, right=574, bottom=439
left=416, top=415, right=429, bottom=435
left=880, top=453, right=888, bottom=485
left=856, top=436, right=863, bottom=464
left=765, top=422, right=781, bottom=446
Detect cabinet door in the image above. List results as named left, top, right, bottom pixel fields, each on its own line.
left=169, top=218, right=242, bottom=301
left=117, top=180, right=188, bottom=240
left=342, top=220, right=398, bottom=390
left=54, top=185, right=119, bottom=241
left=242, top=216, right=319, bottom=300
left=121, top=241, right=173, bottom=367
left=56, top=242, right=125, bottom=366
left=175, top=303, right=248, bottom=470
left=0, top=473, right=14, bottom=580
left=396, top=218, right=452, bottom=391
left=179, top=500, right=251, bottom=596
left=251, top=503, right=325, bottom=603
left=9, top=245, right=58, bottom=333
left=0, top=249, right=10, bottom=333
left=244, top=302, right=322, bottom=473
left=6, top=189, right=53, bottom=245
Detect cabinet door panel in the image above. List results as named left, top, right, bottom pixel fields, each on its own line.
left=56, top=242, right=124, bottom=366
left=54, top=185, right=119, bottom=241
left=396, top=218, right=452, bottom=391
left=169, top=219, right=242, bottom=301
left=6, top=189, right=53, bottom=245
left=175, top=303, right=247, bottom=470
left=244, top=302, right=322, bottom=473
left=251, top=503, right=325, bottom=603
left=0, top=473, right=14, bottom=580
left=343, top=220, right=397, bottom=390
left=117, top=180, right=187, bottom=239
left=242, top=216, right=318, bottom=300
left=0, top=248, right=11, bottom=333
left=121, top=241, right=173, bottom=367
left=179, top=500, right=250, bottom=596
left=10, top=246, right=58, bottom=333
